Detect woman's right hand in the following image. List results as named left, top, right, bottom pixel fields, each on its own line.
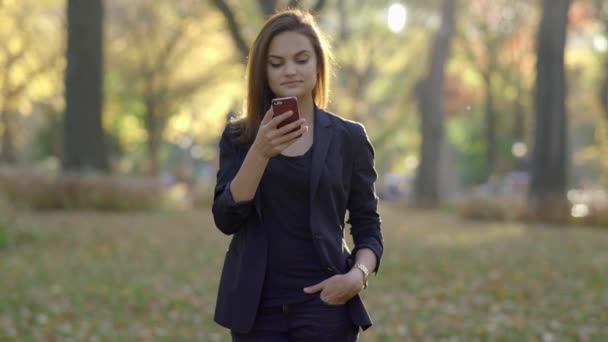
left=251, top=107, right=308, bottom=159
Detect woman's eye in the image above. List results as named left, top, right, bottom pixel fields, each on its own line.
left=296, top=59, right=309, bottom=64
left=269, top=62, right=282, bottom=68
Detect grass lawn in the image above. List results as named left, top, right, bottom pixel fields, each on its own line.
left=1, top=204, right=607, bottom=341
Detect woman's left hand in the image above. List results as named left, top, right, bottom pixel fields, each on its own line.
left=303, top=269, right=365, bottom=305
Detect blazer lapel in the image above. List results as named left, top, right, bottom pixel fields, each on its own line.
left=309, top=107, right=333, bottom=201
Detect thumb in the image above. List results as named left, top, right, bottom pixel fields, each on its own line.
left=303, top=281, right=324, bottom=294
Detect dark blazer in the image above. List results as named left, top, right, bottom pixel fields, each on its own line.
left=212, top=107, right=384, bottom=334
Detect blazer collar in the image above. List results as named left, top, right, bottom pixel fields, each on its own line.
left=310, top=106, right=333, bottom=200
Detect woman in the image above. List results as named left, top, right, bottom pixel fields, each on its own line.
left=212, top=9, right=383, bottom=342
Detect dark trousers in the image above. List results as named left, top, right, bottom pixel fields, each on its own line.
left=231, top=295, right=359, bottom=342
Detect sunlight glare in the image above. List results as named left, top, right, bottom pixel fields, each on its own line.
left=387, top=3, right=407, bottom=33
left=593, top=35, right=608, bottom=52
left=571, top=203, right=590, bottom=218
left=511, top=142, right=527, bottom=158
left=405, top=155, right=419, bottom=170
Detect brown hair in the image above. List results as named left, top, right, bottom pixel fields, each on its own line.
left=230, top=9, right=334, bottom=144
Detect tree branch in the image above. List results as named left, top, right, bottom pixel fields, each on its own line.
left=167, top=67, right=229, bottom=102
left=8, top=55, right=60, bottom=99
left=288, top=0, right=326, bottom=12
left=210, top=0, right=249, bottom=63
left=155, top=20, right=190, bottom=74
left=313, top=0, right=326, bottom=13
left=258, top=0, right=278, bottom=17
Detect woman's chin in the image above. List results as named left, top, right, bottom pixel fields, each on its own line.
left=273, top=88, right=306, bottom=99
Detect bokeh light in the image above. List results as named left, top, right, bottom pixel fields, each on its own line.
left=387, top=3, right=407, bottom=33
left=511, top=142, right=528, bottom=158
left=593, top=35, right=608, bottom=52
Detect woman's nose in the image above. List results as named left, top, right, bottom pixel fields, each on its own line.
left=284, top=61, right=297, bottom=75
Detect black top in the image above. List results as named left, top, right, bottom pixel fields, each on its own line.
left=259, top=146, right=326, bottom=306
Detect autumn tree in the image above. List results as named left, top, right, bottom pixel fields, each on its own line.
left=458, top=0, right=537, bottom=180
left=0, top=1, right=63, bottom=164
left=106, top=0, right=239, bottom=175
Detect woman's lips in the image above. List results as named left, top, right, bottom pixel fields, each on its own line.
left=282, top=80, right=303, bottom=87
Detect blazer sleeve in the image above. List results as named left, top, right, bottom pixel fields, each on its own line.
left=211, top=126, right=254, bottom=235
left=346, top=123, right=384, bottom=272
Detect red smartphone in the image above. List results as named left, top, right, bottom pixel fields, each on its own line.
left=271, top=96, right=300, bottom=130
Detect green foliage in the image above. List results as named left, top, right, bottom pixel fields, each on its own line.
left=0, top=222, right=11, bottom=250
left=447, top=106, right=530, bottom=186
left=0, top=194, right=16, bottom=250
left=447, top=114, right=488, bottom=185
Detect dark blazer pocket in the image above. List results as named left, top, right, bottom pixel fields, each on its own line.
left=316, top=293, right=347, bottom=307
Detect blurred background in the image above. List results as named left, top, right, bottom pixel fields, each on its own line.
left=1, top=0, right=607, bottom=341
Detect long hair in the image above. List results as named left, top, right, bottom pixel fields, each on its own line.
left=231, top=9, right=334, bottom=144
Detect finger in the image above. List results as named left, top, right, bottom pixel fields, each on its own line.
left=273, top=125, right=308, bottom=146
left=321, top=296, right=344, bottom=305
left=303, top=281, right=323, bottom=294
left=269, top=110, right=293, bottom=128
left=277, top=118, right=306, bottom=136
left=319, top=290, right=345, bottom=305
left=265, top=115, right=302, bottom=141
left=261, top=107, right=274, bottom=124
left=265, top=124, right=297, bottom=143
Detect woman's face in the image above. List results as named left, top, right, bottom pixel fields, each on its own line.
left=266, top=31, right=318, bottom=101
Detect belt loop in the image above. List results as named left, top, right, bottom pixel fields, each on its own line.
left=282, top=304, right=289, bottom=314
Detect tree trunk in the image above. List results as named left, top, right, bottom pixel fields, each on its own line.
left=144, top=97, right=161, bottom=176
left=512, top=80, right=526, bottom=142
left=596, top=0, right=608, bottom=122
left=62, top=0, right=108, bottom=172
left=0, top=91, right=17, bottom=163
left=414, top=0, right=458, bottom=207
left=529, top=0, right=571, bottom=219
left=483, top=73, right=497, bottom=179
left=600, top=58, right=608, bottom=122
left=0, top=110, right=16, bottom=163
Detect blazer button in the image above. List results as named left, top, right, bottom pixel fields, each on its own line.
left=313, top=233, right=322, bottom=239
